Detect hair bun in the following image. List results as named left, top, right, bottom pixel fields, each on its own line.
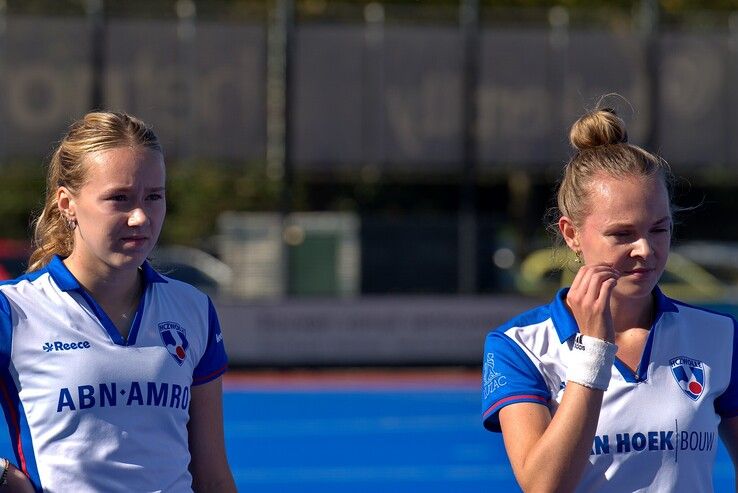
left=569, top=108, right=628, bottom=151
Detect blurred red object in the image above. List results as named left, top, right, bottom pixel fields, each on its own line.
left=0, top=240, right=30, bottom=281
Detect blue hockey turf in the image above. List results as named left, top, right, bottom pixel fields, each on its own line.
left=224, top=385, right=519, bottom=492
left=222, top=373, right=736, bottom=493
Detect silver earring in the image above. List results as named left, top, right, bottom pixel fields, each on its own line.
left=66, top=217, right=77, bottom=231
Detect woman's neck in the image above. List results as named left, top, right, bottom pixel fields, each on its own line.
left=609, top=292, right=655, bottom=333
left=63, top=254, right=141, bottom=308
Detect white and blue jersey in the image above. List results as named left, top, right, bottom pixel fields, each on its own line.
left=0, top=255, right=228, bottom=492
left=482, top=287, right=738, bottom=492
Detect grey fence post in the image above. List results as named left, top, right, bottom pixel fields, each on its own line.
left=362, top=2, right=385, bottom=174
left=267, top=0, right=295, bottom=296
left=639, top=0, right=661, bottom=152
left=547, top=5, right=568, bottom=158
left=86, top=0, right=105, bottom=110
left=0, top=0, right=6, bottom=163
left=728, top=13, right=738, bottom=165
left=176, top=0, right=197, bottom=161
left=459, top=0, right=480, bottom=294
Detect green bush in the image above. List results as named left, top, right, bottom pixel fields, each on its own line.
left=0, top=162, right=46, bottom=240
left=162, top=161, right=286, bottom=246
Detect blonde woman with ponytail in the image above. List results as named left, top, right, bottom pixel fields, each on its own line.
left=0, top=112, right=236, bottom=492
left=481, top=104, right=738, bottom=492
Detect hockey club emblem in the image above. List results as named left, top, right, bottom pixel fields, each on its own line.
left=159, top=322, right=189, bottom=366
left=482, top=352, right=507, bottom=400
left=670, top=356, right=705, bottom=401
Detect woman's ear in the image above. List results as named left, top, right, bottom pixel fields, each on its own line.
left=56, top=187, right=75, bottom=221
left=558, top=216, right=580, bottom=252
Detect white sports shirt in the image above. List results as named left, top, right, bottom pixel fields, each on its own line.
left=0, top=256, right=228, bottom=492
left=482, top=287, right=738, bottom=493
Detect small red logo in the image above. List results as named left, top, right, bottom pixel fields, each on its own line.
left=670, top=356, right=705, bottom=401
left=158, top=322, right=189, bottom=366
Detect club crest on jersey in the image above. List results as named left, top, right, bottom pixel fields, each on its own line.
left=482, top=352, right=507, bottom=400
left=158, top=322, right=189, bottom=366
left=670, top=356, right=705, bottom=400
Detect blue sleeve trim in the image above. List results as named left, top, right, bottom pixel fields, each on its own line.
left=481, top=331, right=551, bottom=432
left=0, top=295, right=39, bottom=489
left=192, top=364, right=228, bottom=386
left=193, top=297, right=228, bottom=381
left=482, top=394, right=549, bottom=429
left=715, top=317, right=738, bottom=417
left=0, top=371, right=41, bottom=490
left=0, top=293, right=12, bottom=369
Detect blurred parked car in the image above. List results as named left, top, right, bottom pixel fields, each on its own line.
left=516, top=246, right=726, bottom=303
left=149, top=245, right=233, bottom=296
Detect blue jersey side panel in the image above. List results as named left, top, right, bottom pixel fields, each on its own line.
left=0, top=372, right=40, bottom=491
left=0, top=293, right=41, bottom=490
left=482, top=331, right=550, bottom=432
left=0, top=293, right=10, bottom=368
left=715, top=318, right=738, bottom=418
left=192, top=298, right=228, bottom=385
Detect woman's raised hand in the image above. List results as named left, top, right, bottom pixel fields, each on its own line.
left=565, top=264, right=620, bottom=343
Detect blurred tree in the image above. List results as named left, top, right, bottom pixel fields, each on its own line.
left=162, top=161, right=302, bottom=247
left=0, top=162, right=45, bottom=241
left=0, top=160, right=295, bottom=249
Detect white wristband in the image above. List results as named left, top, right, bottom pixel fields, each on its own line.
left=0, top=457, right=8, bottom=486
left=566, top=334, right=618, bottom=391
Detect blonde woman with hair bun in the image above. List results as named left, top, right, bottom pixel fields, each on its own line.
left=0, top=112, right=236, bottom=492
left=481, top=103, right=738, bottom=491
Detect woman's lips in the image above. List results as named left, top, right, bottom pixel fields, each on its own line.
left=121, top=236, right=148, bottom=247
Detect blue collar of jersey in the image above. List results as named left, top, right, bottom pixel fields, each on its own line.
left=47, top=255, right=168, bottom=292
left=550, top=285, right=678, bottom=343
